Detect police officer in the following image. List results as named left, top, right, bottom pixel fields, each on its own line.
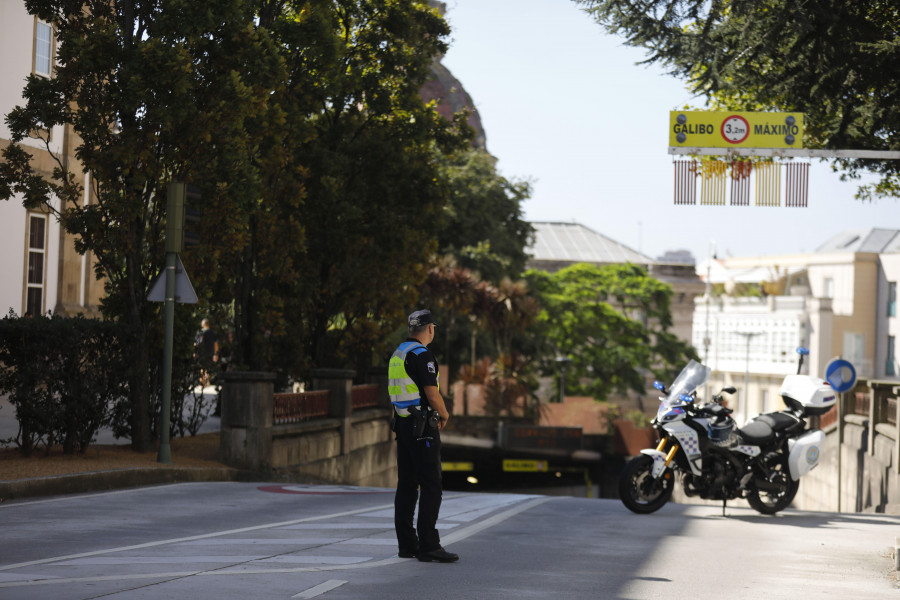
left=389, top=309, right=458, bottom=563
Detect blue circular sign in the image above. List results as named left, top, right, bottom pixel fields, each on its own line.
left=825, top=359, right=857, bottom=393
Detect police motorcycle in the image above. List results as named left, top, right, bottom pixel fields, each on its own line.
left=619, top=348, right=834, bottom=515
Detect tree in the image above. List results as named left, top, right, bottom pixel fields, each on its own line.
left=525, top=263, right=696, bottom=402
left=264, top=0, right=468, bottom=379
left=0, top=0, right=281, bottom=450
left=575, top=0, right=900, bottom=198
left=436, top=148, right=534, bottom=283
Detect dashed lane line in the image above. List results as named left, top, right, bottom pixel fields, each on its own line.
left=292, top=579, right=348, bottom=599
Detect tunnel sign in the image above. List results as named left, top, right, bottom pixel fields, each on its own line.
left=503, top=459, right=549, bottom=472
left=670, top=111, right=804, bottom=148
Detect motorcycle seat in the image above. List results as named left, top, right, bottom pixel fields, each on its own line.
left=737, top=412, right=799, bottom=444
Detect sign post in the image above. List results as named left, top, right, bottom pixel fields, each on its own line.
left=148, top=182, right=199, bottom=464
left=826, top=358, right=857, bottom=513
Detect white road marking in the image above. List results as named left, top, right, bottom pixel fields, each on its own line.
left=247, top=556, right=371, bottom=565
left=0, top=483, right=187, bottom=509
left=0, top=495, right=551, bottom=589
left=54, top=556, right=265, bottom=566
left=176, top=538, right=346, bottom=546
left=0, top=502, right=394, bottom=572
left=281, top=522, right=396, bottom=530
left=335, top=538, right=395, bottom=546
left=282, top=521, right=459, bottom=530
left=442, top=497, right=549, bottom=545
left=292, top=579, right=348, bottom=599
left=0, top=572, right=61, bottom=583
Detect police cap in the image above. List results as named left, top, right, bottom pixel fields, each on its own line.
left=408, top=309, right=438, bottom=328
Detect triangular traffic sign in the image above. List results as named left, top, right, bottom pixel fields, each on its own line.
left=147, top=254, right=198, bottom=304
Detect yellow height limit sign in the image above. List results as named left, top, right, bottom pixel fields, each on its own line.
left=669, top=111, right=804, bottom=149
left=503, top=459, right=548, bottom=472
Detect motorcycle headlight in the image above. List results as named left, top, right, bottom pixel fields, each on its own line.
left=659, top=407, right=685, bottom=422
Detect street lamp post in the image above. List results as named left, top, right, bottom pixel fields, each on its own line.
left=555, top=356, right=572, bottom=403
left=703, top=241, right=715, bottom=401
left=736, top=331, right=764, bottom=420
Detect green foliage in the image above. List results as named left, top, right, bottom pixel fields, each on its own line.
left=576, top=0, right=900, bottom=198
left=261, top=0, right=468, bottom=378
left=456, top=354, right=538, bottom=418
left=0, top=1, right=530, bottom=449
left=524, top=263, right=697, bottom=401
left=0, top=0, right=280, bottom=451
left=0, top=312, right=128, bottom=455
left=106, top=306, right=215, bottom=441
left=435, top=148, right=534, bottom=283
left=419, top=258, right=538, bottom=382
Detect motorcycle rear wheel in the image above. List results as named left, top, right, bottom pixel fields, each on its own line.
left=746, top=454, right=799, bottom=515
left=619, top=454, right=674, bottom=514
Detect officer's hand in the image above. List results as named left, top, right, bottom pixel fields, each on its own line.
left=438, top=413, right=449, bottom=430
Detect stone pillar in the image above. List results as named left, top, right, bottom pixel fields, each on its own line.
left=219, top=371, right=276, bottom=471
left=312, top=368, right=355, bottom=455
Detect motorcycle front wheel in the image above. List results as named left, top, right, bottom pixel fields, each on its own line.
left=619, top=454, right=674, bottom=514
left=746, top=453, right=799, bottom=515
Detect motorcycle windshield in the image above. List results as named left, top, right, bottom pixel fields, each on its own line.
left=663, top=360, right=711, bottom=406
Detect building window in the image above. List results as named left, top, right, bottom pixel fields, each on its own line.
left=25, top=214, right=47, bottom=317
left=889, top=281, right=897, bottom=317
left=34, top=20, right=53, bottom=77
left=824, top=278, right=834, bottom=299
left=843, top=332, right=864, bottom=368
left=888, top=336, right=897, bottom=377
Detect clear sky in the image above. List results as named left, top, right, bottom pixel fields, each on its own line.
left=439, top=0, right=898, bottom=265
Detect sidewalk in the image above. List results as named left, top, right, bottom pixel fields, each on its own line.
left=0, top=390, right=241, bottom=501
left=0, top=389, right=222, bottom=444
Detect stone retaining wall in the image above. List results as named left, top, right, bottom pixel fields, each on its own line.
left=795, top=417, right=900, bottom=514
left=220, top=370, right=396, bottom=488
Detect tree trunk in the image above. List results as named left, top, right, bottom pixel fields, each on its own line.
left=125, top=233, right=153, bottom=452
left=234, top=215, right=256, bottom=370
left=129, top=321, right=152, bottom=452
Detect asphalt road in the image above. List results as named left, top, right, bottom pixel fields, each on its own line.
left=0, top=482, right=897, bottom=600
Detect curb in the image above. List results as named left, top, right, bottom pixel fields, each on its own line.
left=0, top=466, right=245, bottom=501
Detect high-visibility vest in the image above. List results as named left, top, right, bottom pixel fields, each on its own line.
left=388, top=341, right=428, bottom=416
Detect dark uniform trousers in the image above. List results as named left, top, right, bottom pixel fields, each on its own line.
left=394, top=414, right=442, bottom=553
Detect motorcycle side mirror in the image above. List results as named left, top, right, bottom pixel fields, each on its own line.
left=721, top=386, right=736, bottom=394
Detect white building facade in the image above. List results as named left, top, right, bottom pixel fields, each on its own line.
left=0, top=2, right=61, bottom=317
left=876, top=253, right=900, bottom=378
left=693, top=294, right=824, bottom=425
left=695, top=229, right=900, bottom=424
left=1, top=2, right=102, bottom=318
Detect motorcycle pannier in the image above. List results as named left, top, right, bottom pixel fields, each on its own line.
left=788, top=429, right=825, bottom=480
left=779, top=375, right=836, bottom=416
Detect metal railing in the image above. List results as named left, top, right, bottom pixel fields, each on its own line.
left=817, top=405, right=838, bottom=430
left=846, top=382, right=899, bottom=427
left=790, top=384, right=896, bottom=432
left=839, top=379, right=900, bottom=472
left=350, top=384, right=379, bottom=411
left=273, top=390, right=329, bottom=424
left=272, top=384, right=383, bottom=424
